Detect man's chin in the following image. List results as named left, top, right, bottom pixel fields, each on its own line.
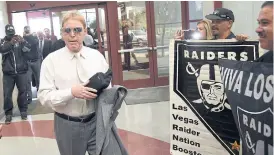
left=259, top=41, right=270, bottom=50
left=68, top=46, right=80, bottom=53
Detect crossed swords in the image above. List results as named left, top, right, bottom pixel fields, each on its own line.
left=245, top=131, right=256, bottom=154
left=186, top=62, right=199, bottom=77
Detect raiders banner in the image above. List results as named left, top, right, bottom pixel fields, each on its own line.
left=219, top=59, right=273, bottom=155
left=169, top=40, right=259, bottom=155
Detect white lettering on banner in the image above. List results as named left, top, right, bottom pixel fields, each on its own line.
left=173, top=124, right=201, bottom=136
left=173, top=103, right=188, bottom=111
left=242, top=114, right=272, bottom=137
left=244, top=73, right=254, bottom=97
left=184, top=50, right=248, bottom=61
left=172, top=144, right=202, bottom=155
left=173, top=134, right=201, bottom=147
left=232, top=71, right=243, bottom=94
left=221, top=67, right=273, bottom=103
left=172, top=114, right=199, bottom=125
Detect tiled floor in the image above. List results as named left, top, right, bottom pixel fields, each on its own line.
left=0, top=101, right=170, bottom=155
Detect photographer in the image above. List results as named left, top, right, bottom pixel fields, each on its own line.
left=0, top=24, right=31, bottom=124
left=175, top=20, right=213, bottom=40
left=23, top=26, right=41, bottom=103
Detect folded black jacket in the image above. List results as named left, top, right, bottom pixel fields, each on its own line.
left=86, top=68, right=112, bottom=94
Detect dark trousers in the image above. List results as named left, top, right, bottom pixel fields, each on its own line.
left=28, top=59, right=41, bottom=89
left=26, top=59, right=41, bottom=103
left=3, top=73, right=29, bottom=115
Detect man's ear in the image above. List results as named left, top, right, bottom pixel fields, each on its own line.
left=228, top=20, right=233, bottom=28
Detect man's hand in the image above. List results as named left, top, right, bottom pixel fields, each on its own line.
left=23, top=32, right=31, bottom=36
left=11, top=37, right=17, bottom=45
left=16, top=35, right=24, bottom=43
left=71, top=81, right=98, bottom=100
left=236, top=34, right=249, bottom=42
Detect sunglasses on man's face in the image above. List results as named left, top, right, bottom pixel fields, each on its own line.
left=63, top=27, right=83, bottom=34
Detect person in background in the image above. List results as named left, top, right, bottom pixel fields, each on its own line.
left=37, top=31, right=52, bottom=60
left=0, top=24, right=30, bottom=124
left=175, top=19, right=213, bottom=40
left=23, top=26, right=41, bottom=103
left=51, top=38, right=66, bottom=52
left=44, top=28, right=57, bottom=43
left=32, top=32, right=37, bottom=38
left=83, top=28, right=94, bottom=47
left=205, top=8, right=236, bottom=39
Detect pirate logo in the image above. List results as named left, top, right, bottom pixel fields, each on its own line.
left=186, top=62, right=230, bottom=112
left=237, top=107, right=273, bottom=155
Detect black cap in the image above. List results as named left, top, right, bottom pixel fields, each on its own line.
left=205, top=8, right=235, bottom=22
left=5, top=24, right=15, bottom=35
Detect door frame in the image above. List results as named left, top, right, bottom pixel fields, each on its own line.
left=114, top=1, right=178, bottom=88
left=114, top=1, right=156, bottom=89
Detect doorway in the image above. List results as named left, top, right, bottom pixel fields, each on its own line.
left=115, top=1, right=182, bottom=88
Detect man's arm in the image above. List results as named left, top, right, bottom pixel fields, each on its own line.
left=37, top=57, right=74, bottom=108
left=18, top=36, right=31, bottom=53
left=0, top=40, right=13, bottom=55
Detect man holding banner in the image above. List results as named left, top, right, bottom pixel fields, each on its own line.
left=219, top=1, right=273, bottom=155
left=254, top=1, right=273, bottom=63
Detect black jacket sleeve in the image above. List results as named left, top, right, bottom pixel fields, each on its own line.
left=0, top=40, right=13, bottom=55
left=24, top=35, right=38, bottom=45
left=21, top=40, right=31, bottom=53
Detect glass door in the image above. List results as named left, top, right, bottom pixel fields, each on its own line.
left=117, top=1, right=155, bottom=88
left=116, top=1, right=183, bottom=88
left=151, top=1, right=183, bottom=86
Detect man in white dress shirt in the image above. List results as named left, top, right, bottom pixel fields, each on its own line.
left=38, top=11, right=110, bottom=155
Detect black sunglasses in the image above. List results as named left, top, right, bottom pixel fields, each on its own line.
left=63, top=27, right=83, bottom=34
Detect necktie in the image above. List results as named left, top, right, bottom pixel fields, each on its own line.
left=39, top=40, right=43, bottom=59
left=75, top=54, right=88, bottom=83
left=75, top=54, right=90, bottom=106
left=39, top=40, right=42, bottom=50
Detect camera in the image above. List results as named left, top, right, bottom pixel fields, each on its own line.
left=183, top=29, right=201, bottom=40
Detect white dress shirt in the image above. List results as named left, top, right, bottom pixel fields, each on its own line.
left=38, top=46, right=110, bottom=117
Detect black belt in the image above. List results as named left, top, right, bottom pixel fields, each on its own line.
left=55, top=112, right=95, bottom=123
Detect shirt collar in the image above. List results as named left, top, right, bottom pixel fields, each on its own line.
left=65, top=46, right=87, bottom=60
left=225, top=32, right=236, bottom=39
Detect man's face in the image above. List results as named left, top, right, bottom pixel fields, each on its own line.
left=62, top=19, right=86, bottom=53
left=200, top=80, right=224, bottom=106
left=24, top=26, right=30, bottom=33
left=44, top=29, right=50, bottom=36
left=6, top=26, right=15, bottom=36
left=211, top=20, right=232, bottom=36
left=256, top=6, right=273, bottom=50
left=37, top=32, right=44, bottom=40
